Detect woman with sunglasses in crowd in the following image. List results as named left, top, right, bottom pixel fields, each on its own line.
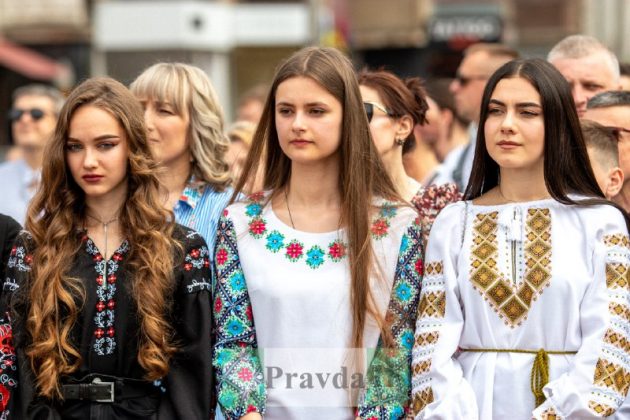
left=130, top=62, right=232, bottom=251
left=358, top=70, right=461, bottom=250
left=213, top=46, right=423, bottom=419
left=0, top=77, right=213, bottom=419
left=412, top=58, right=630, bottom=419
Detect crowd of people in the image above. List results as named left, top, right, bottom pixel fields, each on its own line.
left=0, top=33, right=627, bottom=420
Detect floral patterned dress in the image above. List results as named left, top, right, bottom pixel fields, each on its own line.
left=410, top=183, right=461, bottom=253
left=0, top=225, right=213, bottom=419
left=213, top=191, right=424, bottom=419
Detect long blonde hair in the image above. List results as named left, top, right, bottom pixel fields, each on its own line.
left=130, top=62, right=231, bottom=190
left=21, top=77, right=180, bottom=398
left=233, top=46, right=401, bottom=351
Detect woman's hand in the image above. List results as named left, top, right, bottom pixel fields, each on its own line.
left=240, top=413, right=263, bottom=420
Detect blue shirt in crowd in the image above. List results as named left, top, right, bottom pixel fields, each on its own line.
left=173, top=176, right=233, bottom=258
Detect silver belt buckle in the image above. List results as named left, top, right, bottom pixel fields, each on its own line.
left=92, top=377, right=115, bottom=403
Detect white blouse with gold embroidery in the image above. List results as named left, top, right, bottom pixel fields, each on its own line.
left=411, top=199, right=630, bottom=420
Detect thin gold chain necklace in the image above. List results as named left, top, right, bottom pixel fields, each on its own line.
left=284, top=187, right=296, bottom=229
left=86, top=213, right=119, bottom=289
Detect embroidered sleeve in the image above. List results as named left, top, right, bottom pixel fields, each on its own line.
left=533, top=211, right=630, bottom=419
left=164, top=229, right=214, bottom=419
left=357, top=218, right=423, bottom=419
left=0, top=232, right=32, bottom=418
left=411, top=183, right=462, bottom=252
left=213, top=211, right=265, bottom=419
left=411, top=203, right=478, bottom=420
left=0, top=216, right=20, bottom=281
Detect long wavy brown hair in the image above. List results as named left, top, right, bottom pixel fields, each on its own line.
left=20, top=77, right=181, bottom=399
left=233, top=47, right=401, bottom=353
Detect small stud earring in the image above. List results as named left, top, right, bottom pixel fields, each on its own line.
left=395, top=137, right=405, bottom=146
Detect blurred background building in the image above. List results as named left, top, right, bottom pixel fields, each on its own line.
left=1, top=0, right=630, bottom=145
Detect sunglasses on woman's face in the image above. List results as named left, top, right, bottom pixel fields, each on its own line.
left=363, top=102, right=392, bottom=122
left=7, top=108, right=46, bottom=122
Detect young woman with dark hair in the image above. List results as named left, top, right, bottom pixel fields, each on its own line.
left=412, top=58, right=630, bottom=419
left=213, top=47, right=423, bottom=419
left=0, top=77, right=213, bottom=419
left=358, top=69, right=461, bottom=250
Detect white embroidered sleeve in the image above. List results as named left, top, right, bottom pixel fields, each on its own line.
left=412, top=203, right=478, bottom=419
left=533, top=208, right=630, bottom=419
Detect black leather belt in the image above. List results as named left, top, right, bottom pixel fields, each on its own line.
left=61, top=374, right=158, bottom=403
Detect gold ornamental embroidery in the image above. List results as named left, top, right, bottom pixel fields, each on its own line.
left=603, top=329, right=630, bottom=353
left=604, top=234, right=630, bottom=250
left=412, top=387, right=434, bottom=415
left=412, top=359, right=432, bottom=375
left=415, top=331, right=440, bottom=347
left=609, top=302, right=630, bottom=323
left=589, top=401, right=616, bottom=417
left=540, top=407, right=562, bottom=420
left=605, top=262, right=630, bottom=291
left=593, top=359, right=630, bottom=397
left=417, top=291, right=446, bottom=318
left=469, top=209, right=552, bottom=327
left=425, top=262, right=443, bottom=275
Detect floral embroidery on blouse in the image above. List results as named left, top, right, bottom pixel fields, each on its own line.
left=369, top=202, right=399, bottom=240
left=213, top=214, right=266, bottom=418
left=0, top=322, right=16, bottom=418
left=357, top=218, right=423, bottom=419
left=6, top=244, right=32, bottom=274
left=4, top=244, right=32, bottom=293
left=411, top=183, right=461, bottom=251
left=184, top=243, right=212, bottom=292
left=85, top=237, right=130, bottom=356
left=243, top=192, right=349, bottom=269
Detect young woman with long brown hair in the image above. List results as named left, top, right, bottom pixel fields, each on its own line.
left=412, top=59, right=630, bottom=419
left=358, top=69, right=461, bottom=250
left=212, top=47, right=423, bottom=419
left=0, top=77, right=213, bottom=419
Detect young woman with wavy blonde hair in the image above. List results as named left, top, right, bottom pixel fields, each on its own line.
left=0, top=77, right=213, bottom=419
left=130, top=62, right=232, bottom=249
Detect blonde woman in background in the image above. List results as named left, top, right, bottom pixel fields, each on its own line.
left=130, top=63, right=232, bottom=249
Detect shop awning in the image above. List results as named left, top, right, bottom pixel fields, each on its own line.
left=0, top=37, right=72, bottom=84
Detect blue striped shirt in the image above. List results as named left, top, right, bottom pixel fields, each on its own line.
left=173, top=176, right=233, bottom=261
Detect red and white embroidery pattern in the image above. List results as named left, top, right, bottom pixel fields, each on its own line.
left=85, top=238, right=129, bottom=356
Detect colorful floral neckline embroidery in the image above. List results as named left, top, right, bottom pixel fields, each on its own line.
left=241, top=192, right=348, bottom=269
left=238, top=192, right=398, bottom=269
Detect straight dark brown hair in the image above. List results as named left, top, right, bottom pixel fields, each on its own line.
left=465, top=58, right=630, bottom=226
left=232, top=46, right=402, bottom=350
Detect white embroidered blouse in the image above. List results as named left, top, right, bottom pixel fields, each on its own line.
left=214, top=192, right=423, bottom=420
left=411, top=199, right=630, bottom=419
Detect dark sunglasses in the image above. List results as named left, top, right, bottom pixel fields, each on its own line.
left=454, top=73, right=488, bottom=87
left=363, top=101, right=392, bottom=122
left=7, top=108, right=46, bottom=122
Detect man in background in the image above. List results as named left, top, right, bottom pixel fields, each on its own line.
left=583, top=91, right=630, bottom=211
left=0, top=84, right=64, bottom=224
left=446, top=43, right=519, bottom=191
left=548, top=35, right=621, bottom=117
left=581, top=119, right=624, bottom=200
